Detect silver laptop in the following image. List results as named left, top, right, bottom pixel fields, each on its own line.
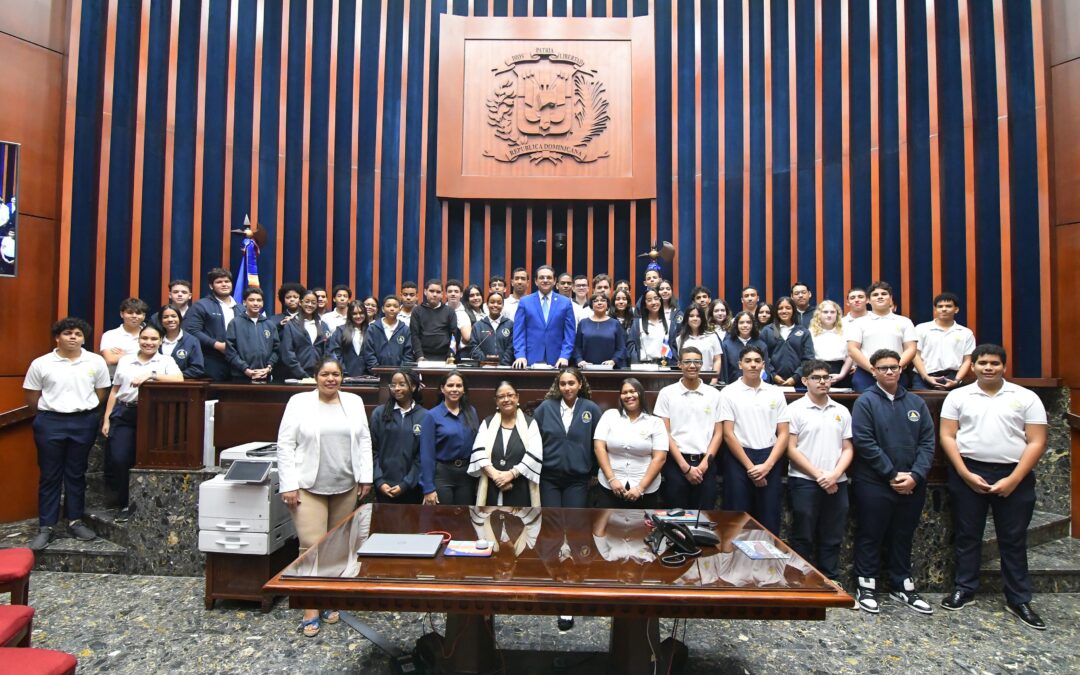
left=356, top=533, right=445, bottom=558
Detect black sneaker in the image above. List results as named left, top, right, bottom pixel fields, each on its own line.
left=557, top=616, right=574, bottom=631
left=68, top=520, right=97, bottom=541
left=890, top=578, right=933, bottom=615
left=29, top=526, right=54, bottom=551
left=1005, top=602, right=1047, bottom=631
left=114, top=505, right=135, bottom=523
left=855, top=577, right=880, bottom=614
left=941, top=589, right=977, bottom=611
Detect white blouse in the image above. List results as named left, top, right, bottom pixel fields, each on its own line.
left=594, top=409, right=668, bottom=494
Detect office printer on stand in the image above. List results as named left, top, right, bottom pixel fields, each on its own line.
left=199, top=444, right=299, bottom=612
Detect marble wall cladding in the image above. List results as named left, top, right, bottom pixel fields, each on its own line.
left=125, top=468, right=217, bottom=577
left=1035, top=387, right=1072, bottom=517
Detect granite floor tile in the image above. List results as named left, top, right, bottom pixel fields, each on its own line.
left=5, top=571, right=1078, bottom=674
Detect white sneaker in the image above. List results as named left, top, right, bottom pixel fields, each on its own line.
left=855, top=577, right=880, bottom=614
left=889, top=578, right=933, bottom=615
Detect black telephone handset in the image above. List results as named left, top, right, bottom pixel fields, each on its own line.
left=645, top=516, right=701, bottom=566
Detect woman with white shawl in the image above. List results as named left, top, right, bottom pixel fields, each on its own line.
left=468, top=381, right=543, bottom=507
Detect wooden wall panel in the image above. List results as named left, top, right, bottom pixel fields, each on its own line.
left=0, top=0, right=68, bottom=53
left=1054, top=223, right=1080, bottom=388
left=1046, top=0, right=1080, bottom=67
left=1051, top=58, right=1080, bottom=227
left=0, top=34, right=64, bottom=220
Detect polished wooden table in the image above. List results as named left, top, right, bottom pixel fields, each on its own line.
left=265, top=504, right=851, bottom=674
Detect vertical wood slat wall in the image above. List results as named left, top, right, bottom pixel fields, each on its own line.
left=57, top=0, right=1053, bottom=377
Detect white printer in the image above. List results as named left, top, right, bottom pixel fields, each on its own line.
left=198, top=447, right=295, bottom=556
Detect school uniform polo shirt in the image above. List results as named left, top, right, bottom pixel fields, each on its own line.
left=717, top=378, right=790, bottom=449
left=914, top=321, right=976, bottom=373
left=843, top=311, right=916, bottom=361
left=99, top=326, right=140, bottom=376
left=786, top=395, right=853, bottom=481
left=654, top=379, right=722, bottom=457
left=940, top=381, right=1047, bottom=464
left=23, top=349, right=111, bottom=413
left=112, top=352, right=181, bottom=404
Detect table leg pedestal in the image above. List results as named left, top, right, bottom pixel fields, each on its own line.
left=416, top=613, right=498, bottom=674
left=610, top=616, right=685, bottom=675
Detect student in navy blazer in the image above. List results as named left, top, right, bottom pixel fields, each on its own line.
left=184, top=268, right=240, bottom=381
left=155, top=304, right=205, bottom=379
left=328, top=302, right=371, bottom=377
left=531, top=368, right=602, bottom=508
left=511, top=266, right=577, bottom=368
left=362, top=295, right=415, bottom=369
left=278, top=289, right=332, bottom=380
left=760, top=297, right=816, bottom=387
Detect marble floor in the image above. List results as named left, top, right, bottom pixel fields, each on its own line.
left=6, top=571, right=1078, bottom=674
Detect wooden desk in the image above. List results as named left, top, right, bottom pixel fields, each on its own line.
left=265, top=504, right=851, bottom=674
left=135, top=375, right=952, bottom=480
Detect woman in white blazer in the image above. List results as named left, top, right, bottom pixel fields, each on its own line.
left=276, top=356, right=372, bottom=637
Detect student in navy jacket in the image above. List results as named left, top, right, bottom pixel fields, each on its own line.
left=225, top=288, right=279, bottom=382
left=850, top=348, right=936, bottom=616
left=184, top=268, right=240, bottom=381
left=362, top=295, right=415, bottom=369
left=370, top=368, right=427, bottom=504
left=531, top=368, right=602, bottom=508
left=469, top=292, right=515, bottom=365
left=278, top=289, right=332, bottom=380
left=156, top=304, right=205, bottom=379
left=721, top=311, right=772, bottom=385
left=328, top=301, right=371, bottom=377
left=760, top=297, right=816, bottom=387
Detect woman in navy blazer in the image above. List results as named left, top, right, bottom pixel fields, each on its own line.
left=362, top=295, right=415, bottom=369
left=156, top=304, right=205, bottom=379
left=279, top=290, right=332, bottom=379
left=531, top=368, right=602, bottom=508
left=721, top=311, right=773, bottom=384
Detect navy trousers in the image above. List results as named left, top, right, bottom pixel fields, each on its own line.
left=852, top=477, right=926, bottom=587
left=721, top=446, right=786, bottom=534
left=661, top=453, right=718, bottom=510
left=539, top=472, right=590, bottom=508
left=32, top=410, right=99, bottom=527
left=788, top=477, right=849, bottom=580
left=948, top=459, right=1036, bottom=605
left=105, top=403, right=138, bottom=508
left=851, top=368, right=875, bottom=393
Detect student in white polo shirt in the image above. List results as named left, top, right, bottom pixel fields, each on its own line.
left=786, top=359, right=853, bottom=583
left=844, top=281, right=916, bottom=392
left=654, top=346, right=723, bottom=510
left=99, top=297, right=149, bottom=378
left=912, top=292, right=975, bottom=390
left=939, top=343, right=1048, bottom=630
left=23, top=317, right=112, bottom=551
left=718, top=344, right=790, bottom=533
left=102, top=324, right=183, bottom=521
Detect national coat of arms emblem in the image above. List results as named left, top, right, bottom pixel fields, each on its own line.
left=484, top=48, right=610, bottom=165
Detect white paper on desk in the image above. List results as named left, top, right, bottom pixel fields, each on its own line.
left=529, top=363, right=555, bottom=370
left=630, top=363, right=660, bottom=371
left=416, top=360, right=453, bottom=368
left=582, top=364, right=614, bottom=370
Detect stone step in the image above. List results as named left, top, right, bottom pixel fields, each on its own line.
left=84, top=508, right=132, bottom=549
left=980, top=537, right=1080, bottom=594
left=0, top=518, right=128, bottom=575
left=980, top=510, right=1070, bottom=563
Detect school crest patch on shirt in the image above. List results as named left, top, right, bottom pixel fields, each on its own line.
left=176, top=349, right=188, bottom=360
left=397, top=335, right=406, bottom=344
left=264, top=329, right=271, bottom=339
left=1010, top=399, right=1023, bottom=410
left=907, top=410, right=921, bottom=422
left=581, top=411, right=592, bottom=423
left=835, top=414, right=843, bottom=423
left=501, top=327, right=511, bottom=337
left=413, top=423, right=422, bottom=436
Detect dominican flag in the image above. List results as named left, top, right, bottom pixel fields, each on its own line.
left=232, top=227, right=261, bottom=305
left=660, top=336, right=671, bottom=361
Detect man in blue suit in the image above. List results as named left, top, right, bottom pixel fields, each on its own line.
left=512, top=265, right=576, bottom=368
